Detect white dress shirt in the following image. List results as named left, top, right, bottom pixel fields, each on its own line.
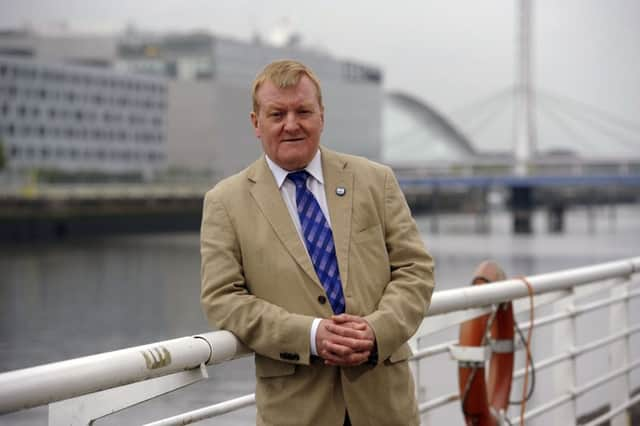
left=264, top=150, right=329, bottom=356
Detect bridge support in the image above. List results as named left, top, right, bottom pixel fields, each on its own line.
left=511, top=186, right=534, bottom=234
left=547, top=204, right=565, bottom=233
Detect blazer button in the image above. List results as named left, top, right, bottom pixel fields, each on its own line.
left=317, top=295, right=327, bottom=305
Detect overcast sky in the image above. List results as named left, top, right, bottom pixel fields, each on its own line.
left=1, top=0, right=639, bottom=153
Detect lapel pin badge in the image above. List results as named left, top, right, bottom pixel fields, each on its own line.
left=336, top=187, right=346, bottom=196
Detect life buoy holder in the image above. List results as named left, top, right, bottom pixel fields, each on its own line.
left=457, top=261, right=515, bottom=426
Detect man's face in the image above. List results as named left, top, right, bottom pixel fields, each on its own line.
left=251, top=75, right=324, bottom=171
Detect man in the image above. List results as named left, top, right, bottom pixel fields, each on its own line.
left=200, top=59, right=434, bottom=426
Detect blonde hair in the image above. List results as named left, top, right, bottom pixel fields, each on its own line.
left=251, top=59, right=323, bottom=113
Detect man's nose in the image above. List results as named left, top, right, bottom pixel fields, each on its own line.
left=283, top=112, right=299, bottom=132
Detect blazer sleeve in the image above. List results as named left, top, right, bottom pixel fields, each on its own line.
left=364, top=167, right=435, bottom=363
left=200, top=190, right=314, bottom=365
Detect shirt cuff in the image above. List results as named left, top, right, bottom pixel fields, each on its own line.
left=310, top=317, right=322, bottom=356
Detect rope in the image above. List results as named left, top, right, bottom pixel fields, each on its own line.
left=517, top=276, right=535, bottom=426
left=509, top=319, right=536, bottom=404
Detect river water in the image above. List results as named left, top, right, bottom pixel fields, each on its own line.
left=1, top=205, right=639, bottom=425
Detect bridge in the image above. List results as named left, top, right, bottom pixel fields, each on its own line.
left=388, top=0, right=640, bottom=233
left=393, top=157, right=640, bottom=233
left=1, top=154, right=639, bottom=241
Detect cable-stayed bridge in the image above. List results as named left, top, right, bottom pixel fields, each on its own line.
left=388, top=0, right=640, bottom=234
left=389, top=85, right=640, bottom=233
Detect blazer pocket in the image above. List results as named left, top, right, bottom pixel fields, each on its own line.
left=255, top=355, right=297, bottom=378
left=388, top=343, right=413, bottom=364
left=353, top=223, right=383, bottom=244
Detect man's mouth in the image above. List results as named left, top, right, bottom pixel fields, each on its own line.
left=282, top=137, right=305, bottom=143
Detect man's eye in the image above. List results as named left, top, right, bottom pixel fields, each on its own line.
left=269, top=112, right=283, bottom=118
left=298, top=110, right=311, bottom=115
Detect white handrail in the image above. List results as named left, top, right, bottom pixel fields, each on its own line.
left=0, top=331, right=250, bottom=414
left=144, top=394, right=256, bottom=426
left=427, top=257, right=639, bottom=316
left=583, top=393, right=640, bottom=426
left=0, top=256, right=638, bottom=424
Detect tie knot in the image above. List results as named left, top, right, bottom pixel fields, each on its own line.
left=287, top=170, right=310, bottom=188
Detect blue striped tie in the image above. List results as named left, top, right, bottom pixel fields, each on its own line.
left=287, top=171, right=345, bottom=314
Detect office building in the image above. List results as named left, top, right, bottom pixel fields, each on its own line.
left=0, top=54, right=167, bottom=176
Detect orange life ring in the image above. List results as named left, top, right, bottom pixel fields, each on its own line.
left=458, top=261, right=515, bottom=426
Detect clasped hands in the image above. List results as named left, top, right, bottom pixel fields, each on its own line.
left=316, top=313, right=376, bottom=367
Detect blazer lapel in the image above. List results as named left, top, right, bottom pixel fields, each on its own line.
left=248, top=158, right=324, bottom=290
left=322, top=148, right=353, bottom=291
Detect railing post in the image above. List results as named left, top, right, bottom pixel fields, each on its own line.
left=609, top=277, right=630, bottom=426
left=552, top=290, right=577, bottom=425
left=409, top=335, right=429, bottom=426
left=48, top=365, right=208, bottom=426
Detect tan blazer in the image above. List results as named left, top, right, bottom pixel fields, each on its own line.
left=201, top=148, right=435, bottom=426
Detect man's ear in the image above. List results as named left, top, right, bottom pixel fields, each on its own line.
left=250, top=111, right=260, bottom=138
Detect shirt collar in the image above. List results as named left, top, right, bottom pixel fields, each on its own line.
left=265, top=149, right=324, bottom=189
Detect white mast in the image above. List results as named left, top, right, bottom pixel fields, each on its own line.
left=514, top=0, right=537, bottom=176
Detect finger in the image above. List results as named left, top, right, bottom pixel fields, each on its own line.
left=326, top=323, right=368, bottom=340
left=320, top=343, right=354, bottom=364
left=324, top=336, right=374, bottom=353
left=324, top=332, right=373, bottom=351
left=340, top=321, right=368, bottom=331
left=328, top=335, right=374, bottom=353
left=332, top=314, right=365, bottom=324
left=323, top=340, right=355, bottom=357
left=331, top=318, right=375, bottom=342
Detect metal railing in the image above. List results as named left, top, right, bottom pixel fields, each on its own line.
left=391, top=157, right=640, bottom=178
left=0, top=257, right=638, bottom=425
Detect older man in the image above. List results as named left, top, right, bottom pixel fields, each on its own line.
left=200, top=59, right=434, bottom=425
